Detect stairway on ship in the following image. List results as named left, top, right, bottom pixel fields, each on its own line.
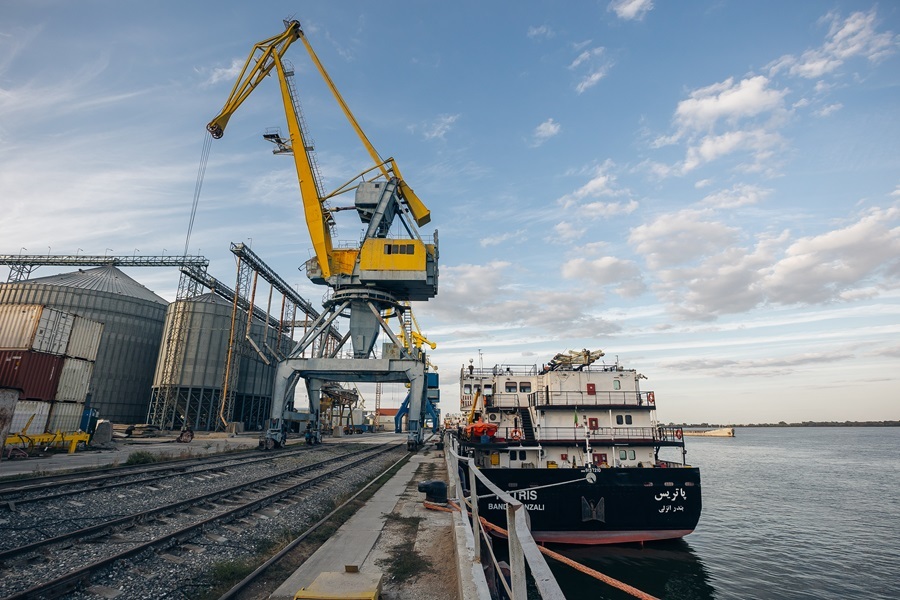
left=518, top=408, right=536, bottom=441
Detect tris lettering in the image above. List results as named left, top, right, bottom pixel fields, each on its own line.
left=509, top=489, right=538, bottom=501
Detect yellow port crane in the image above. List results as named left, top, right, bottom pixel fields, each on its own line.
left=207, top=19, right=437, bottom=301
left=207, top=20, right=439, bottom=448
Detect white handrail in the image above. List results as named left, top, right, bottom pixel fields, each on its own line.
left=446, top=437, right=565, bottom=600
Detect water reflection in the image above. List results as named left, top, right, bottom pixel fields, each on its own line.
left=551, top=539, right=716, bottom=600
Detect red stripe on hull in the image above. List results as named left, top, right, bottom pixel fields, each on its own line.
left=527, top=529, right=694, bottom=545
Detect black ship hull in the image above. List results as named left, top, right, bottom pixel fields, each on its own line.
left=470, top=466, right=701, bottom=545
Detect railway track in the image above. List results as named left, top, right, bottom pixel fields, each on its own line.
left=0, top=443, right=327, bottom=507
left=0, top=442, right=407, bottom=599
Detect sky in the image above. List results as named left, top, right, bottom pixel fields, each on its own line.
left=1, top=1, right=899, bottom=424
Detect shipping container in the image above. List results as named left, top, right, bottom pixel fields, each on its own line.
left=1, top=388, right=18, bottom=448
left=47, top=401, right=84, bottom=433
left=9, top=399, right=51, bottom=434
left=0, top=350, right=65, bottom=401
left=66, top=316, right=104, bottom=361
left=56, top=357, right=94, bottom=402
left=0, top=304, right=74, bottom=355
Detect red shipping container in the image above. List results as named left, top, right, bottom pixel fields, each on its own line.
left=0, top=350, right=64, bottom=402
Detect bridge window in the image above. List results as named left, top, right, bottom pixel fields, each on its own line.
left=616, top=415, right=624, bottom=425
left=505, top=382, right=517, bottom=393
left=484, top=384, right=493, bottom=396
left=519, top=382, right=532, bottom=393
left=613, top=380, right=621, bottom=390
left=625, top=415, right=633, bottom=424
left=463, top=384, right=472, bottom=394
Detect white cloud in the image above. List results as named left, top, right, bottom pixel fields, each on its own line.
left=422, top=114, right=460, bottom=140
left=562, top=256, right=647, bottom=297
left=637, top=206, right=900, bottom=320
left=608, top=0, right=654, bottom=21
left=769, top=9, right=898, bottom=79
left=673, top=76, right=787, bottom=134
left=206, top=58, right=244, bottom=85
left=762, top=206, right=900, bottom=305
left=557, top=162, right=622, bottom=208
left=531, top=118, right=561, bottom=147
left=814, top=103, right=843, bottom=117
left=568, top=46, right=612, bottom=94
left=480, top=230, right=525, bottom=248
left=700, top=184, right=772, bottom=209
left=629, top=209, right=739, bottom=269
left=527, top=25, right=554, bottom=39
left=552, top=221, right=587, bottom=240
left=428, top=262, right=621, bottom=335
left=682, top=129, right=783, bottom=173
left=582, top=199, right=639, bottom=217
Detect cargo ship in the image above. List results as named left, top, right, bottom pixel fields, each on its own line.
left=451, top=349, right=701, bottom=545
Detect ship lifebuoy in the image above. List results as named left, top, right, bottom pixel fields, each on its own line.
left=510, top=429, right=523, bottom=441
left=675, top=429, right=683, bottom=440
left=647, top=392, right=655, bottom=404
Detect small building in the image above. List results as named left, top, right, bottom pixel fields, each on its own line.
left=376, top=408, right=399, bottom=431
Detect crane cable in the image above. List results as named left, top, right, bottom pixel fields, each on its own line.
left=424, top=499, right=660, bottom=600
left=183, top=132, right=213, bottom=257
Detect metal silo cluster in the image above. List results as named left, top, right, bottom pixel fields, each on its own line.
left=0, top=267, right=163, bottom=426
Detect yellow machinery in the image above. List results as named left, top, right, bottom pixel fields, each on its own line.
left=208, top=20, right=438, bottom=449
left=207, top=20, right=437, bottom=301
left=5, top=415, right=90, bottom=455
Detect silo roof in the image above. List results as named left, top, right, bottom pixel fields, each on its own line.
left=27, top=266, right=168, bottom=305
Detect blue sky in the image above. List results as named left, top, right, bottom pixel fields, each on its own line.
left=2, top=1, right=898, bottom=423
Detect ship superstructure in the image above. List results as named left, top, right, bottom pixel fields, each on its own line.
left=453, top=349, right=701, bottom=545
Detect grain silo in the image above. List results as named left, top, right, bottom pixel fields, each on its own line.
left=0, top=266, right=167, bottom=424
left=149, top=292, right=291, bottom=431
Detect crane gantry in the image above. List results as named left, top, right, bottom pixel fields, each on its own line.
left=207, top=20, right=439, bottom=448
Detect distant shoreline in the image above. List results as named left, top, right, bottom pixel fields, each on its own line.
left=676, top=421, right=900, bottom=428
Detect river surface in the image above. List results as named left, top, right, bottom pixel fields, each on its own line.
left=548, top=427, right=900, bottom=599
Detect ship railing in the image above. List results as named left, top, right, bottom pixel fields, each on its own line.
left=535, top=426, right=677, bottom=442
left=461, top=364, right=540, bottom=378
left=486, top=392, right=524, bottom=409
left=446, top=435, right=565, bottom=600
left=529, top=390, right=653, bottom=407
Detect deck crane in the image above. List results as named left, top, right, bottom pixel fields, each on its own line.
left=208, top=20, right=439, bottom=449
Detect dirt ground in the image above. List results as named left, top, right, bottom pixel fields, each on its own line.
left=368, top=451, right=459, bottom=600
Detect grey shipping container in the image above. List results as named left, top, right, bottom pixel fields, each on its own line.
left=9, top=399, right=51, bottom=434
left=56, top=357, right=94, bottom=402
left=66, top=316, right=104, bottom=361
left=47, top=401, right=84, bottom=433
left=0, top=304, right=74, bottom=355
left=1, top=388, right=18, bottom=453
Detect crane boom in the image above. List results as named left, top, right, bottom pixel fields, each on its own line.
left=207, top=20, right=333, bottom=278
left=207, top=19, right=433, bottom=286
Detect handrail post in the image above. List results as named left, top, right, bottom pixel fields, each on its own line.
left=468, top=460, right=481, bottom=561
left=506, top=504, right=527, bottom=600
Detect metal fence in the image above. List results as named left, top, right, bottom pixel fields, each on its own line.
left=446, top=438, right=565, bottom=600
left=530, top=389, right=655, bottom=407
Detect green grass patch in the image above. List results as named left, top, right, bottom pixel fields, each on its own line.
left=379, top=539, right=433, bottom=580
left=124, top=450, right=158, bottom=465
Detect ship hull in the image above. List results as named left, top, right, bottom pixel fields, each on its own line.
left=469, top=466, right=701, bottom=545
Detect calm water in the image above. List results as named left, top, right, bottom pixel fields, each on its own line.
left=549, top=427, right=900, bottom=599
